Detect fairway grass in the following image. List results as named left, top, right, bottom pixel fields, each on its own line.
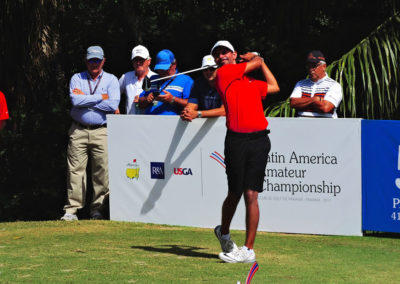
left=0, top=221, right=399, bottom=283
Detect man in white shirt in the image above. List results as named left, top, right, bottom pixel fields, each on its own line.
left=290, top=50, right=342, bottom=118
left=119, top=45, right=156, bottom=114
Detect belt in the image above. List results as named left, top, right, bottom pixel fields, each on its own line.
left=227, top=129, right=270, bottom=139
left=73, top=120, right=107, bottom=130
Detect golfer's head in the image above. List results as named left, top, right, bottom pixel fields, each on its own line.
left=211, top=40, right=237, bottom=67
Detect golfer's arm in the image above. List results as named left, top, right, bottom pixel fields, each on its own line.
left=244, top=57, right=263, bottom=74
left=260, top=61, right=279, bottom=94
left=245, top=57, right=280, bottom=94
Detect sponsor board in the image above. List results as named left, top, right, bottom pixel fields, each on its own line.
left=108, top=116, right=362, bottom=236
left=362, top=120, right=400, bottom=233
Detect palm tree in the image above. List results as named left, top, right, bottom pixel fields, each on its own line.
left=266, top=11, right=400, bottom=119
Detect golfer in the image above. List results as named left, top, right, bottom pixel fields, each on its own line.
left=211, top=40, right=280, bottom=263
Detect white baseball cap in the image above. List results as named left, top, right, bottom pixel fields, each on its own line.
left=201, top=55, right=216, bottom=68
left=211, top=40, right=235, bottom=56
left=131, top=45, right=150, bottom=60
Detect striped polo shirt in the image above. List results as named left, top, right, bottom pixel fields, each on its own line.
left=290, top=74, right=343, bottom=118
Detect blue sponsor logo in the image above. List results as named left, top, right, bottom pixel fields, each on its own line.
left=151, top=162, right=165, bottom=179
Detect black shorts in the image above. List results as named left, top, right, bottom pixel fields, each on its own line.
left=224, top=129, right=271, bottom=196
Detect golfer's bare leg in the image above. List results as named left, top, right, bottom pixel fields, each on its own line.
left=221, top=191, right=241, bottom=235
left=244, top=189, right=259, bottom=249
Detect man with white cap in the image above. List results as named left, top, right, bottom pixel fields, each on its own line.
left=119, top=45, right=156, bottom=114
left=180, top=55, right=225, bottom=121
left=61, top=45, right=120, bottom=221
left=138, top=49, right=193, bottom=115
left=211, top=40, right=280, bottom=263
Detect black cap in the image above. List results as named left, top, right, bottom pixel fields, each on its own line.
left=306, top=50, right=326, bottom=64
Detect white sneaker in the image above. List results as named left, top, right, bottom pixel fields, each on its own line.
left=219, top=246, right=256, bottom=263
left=214, top=225, right=238, bottom=253
left=61, top=213, right=78, bottom=221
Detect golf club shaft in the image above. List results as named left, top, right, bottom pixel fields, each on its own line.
left=150, top=65, right=218, bottom=83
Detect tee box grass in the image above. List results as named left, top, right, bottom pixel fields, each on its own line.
left=0, top=221, right=399, bottom=283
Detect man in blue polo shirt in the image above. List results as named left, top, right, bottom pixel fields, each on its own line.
left=138, top=49, right=193, bottom=115
left=61, top=45, right=120, bottom=221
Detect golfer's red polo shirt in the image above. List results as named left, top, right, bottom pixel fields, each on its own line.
left=0, top=91, right=9, bottom=120
left=216, top=63, right=268, bottom=133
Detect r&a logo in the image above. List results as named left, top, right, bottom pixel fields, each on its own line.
left=151, top=162, right=165, bottom=179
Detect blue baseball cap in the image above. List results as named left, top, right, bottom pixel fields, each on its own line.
left=154, top=49, right=175, bottom=70
left=86, top=46, right=104, bottom=60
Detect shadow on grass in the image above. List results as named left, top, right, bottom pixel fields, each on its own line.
left=131, top=244, right=217, bottom=259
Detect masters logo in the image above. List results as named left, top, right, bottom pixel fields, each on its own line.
left=126, top=159, right=140, bottom=180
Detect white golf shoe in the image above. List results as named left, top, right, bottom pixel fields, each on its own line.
left=214, top=225, right=238, bottom=253
left=219, top=246, right=256, bottom=263
left=60, top=213, right=78, bottom=221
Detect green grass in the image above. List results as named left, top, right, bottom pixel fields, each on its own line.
left=0, top=221, right=399, bottom=283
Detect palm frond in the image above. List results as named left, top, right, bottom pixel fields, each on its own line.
left=268, top=11, right=400, bottom=118
left=326, top=11, right=400, bottom=119
left=265, top=98, right=296, bottom=117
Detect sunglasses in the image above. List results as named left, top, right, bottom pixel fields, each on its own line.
left=306, top=61, right=326, bottom=69
left=87, top=58, right=102, bottom=64
left=203, top=67, right=217, bottom=72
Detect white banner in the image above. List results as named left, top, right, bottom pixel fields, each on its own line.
left=108, top=115, right=362, bottom=236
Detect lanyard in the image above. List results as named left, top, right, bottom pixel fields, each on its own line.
left=87, top=72, right=103, bottom=95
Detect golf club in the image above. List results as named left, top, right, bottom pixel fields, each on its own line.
left=142, top=51, right=260, bottom=91
left=142, top=64, right=217, bottom=92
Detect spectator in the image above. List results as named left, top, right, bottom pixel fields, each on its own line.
left=180, top=55, right=225, bottom=121
left=290, top=50, right=343, bottom=118
left=61, top=46, right=120, bottom=221
left=138, top=49, right=193, bottom=115
left=211, top=40, right=279, bottom=263
left=119, top=45, right=156, bottom=114
left=0, top=91, right=9, bottom=130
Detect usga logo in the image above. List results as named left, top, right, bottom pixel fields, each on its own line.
left=173, top=168, right=193, bottom=175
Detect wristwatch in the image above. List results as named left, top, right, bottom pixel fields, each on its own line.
left=197, top=111, right=202, bottom=118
